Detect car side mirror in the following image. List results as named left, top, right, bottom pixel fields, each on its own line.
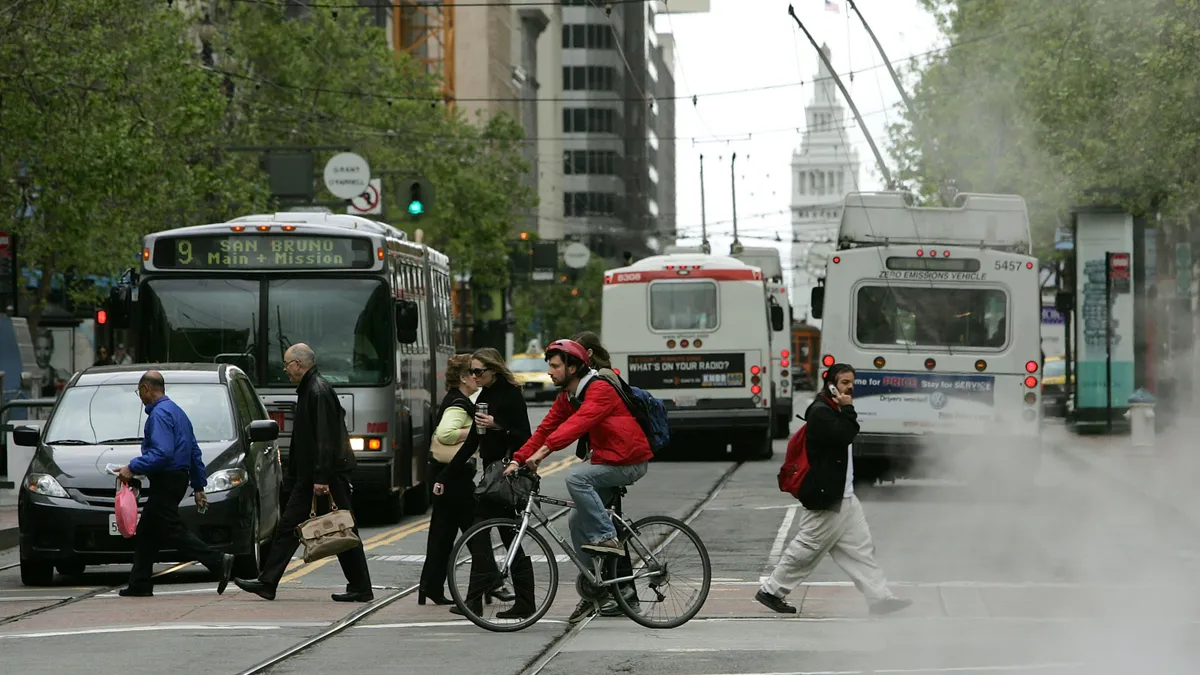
left=396, top=300, right=419, bottom=344
left=810, top=286, right=825, bottom=320
left=13, top=426, right=40, bottom=447
left=770, top=304, right=785, bottom=332
left=247, top=419, right=279, bottom=443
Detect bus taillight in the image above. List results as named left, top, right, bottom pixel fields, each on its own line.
left=1024, top=376, right=1038, bottom=388
left=781, top=359, right=789, bottom=367
left=256, top=225, right=270, bottom=232
left=142, top=247, right=150, bottom=261
left=822, top=354, right=834, bottom=367
left=781, top=350, right=789, bottom=358
left=377, top=247, right=385, bottom=261
left=231, top=225, right=245, bottom=232
left=751, top=365, right=761, bottom=375
left=1025, top=361, right=1038, bottom=373
left=282, top=225, right=296, bottom=231
left=751, top=385, right=761, bottom=395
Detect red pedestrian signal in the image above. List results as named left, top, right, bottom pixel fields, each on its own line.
left=96, top=309, right=108, bottom=325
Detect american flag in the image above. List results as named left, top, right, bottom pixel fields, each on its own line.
left=824, top=0, right=840, bottom=13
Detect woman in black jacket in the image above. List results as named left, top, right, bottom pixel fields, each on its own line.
left=450, top=347, right=536, bottom=618
left=418, top=354, right=481, bottom=605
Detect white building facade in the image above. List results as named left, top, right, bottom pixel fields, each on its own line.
left=790, top=44, right=860, bottom=324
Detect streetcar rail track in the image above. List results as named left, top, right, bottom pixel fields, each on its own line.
left=519, top=460, right=743, bottom=675
left=0, top=561, right=197, bottom=627
left=237, top=504, right=574, bottom=675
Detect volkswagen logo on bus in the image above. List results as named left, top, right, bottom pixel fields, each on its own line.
left=929, top=391, right=948, bottom=410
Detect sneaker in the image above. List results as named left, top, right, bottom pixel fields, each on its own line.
left=581, top=538, right=623, bottom=556
left=567, top=599, right=597, bottom=623
left=868, top=596, right=912, bottom=616
left=755, top=589, right=797, bottom=614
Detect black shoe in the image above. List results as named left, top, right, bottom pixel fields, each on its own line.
left=418, top=590, right=453, bottom=606
left=496, top=603, right=536, bottom=620
left=567, top=599, right=597, bottom=624
left=449, top=597, right=482, bottom=616
left=755, top=589, right=797, bottom=614
left=119, top=587, right=153, bottom=598
left=233, top=577, right=276, bottom=600
left=487, top=584, right=516, bottom=603
left=868, top=597, right=912, bottom=616
left=332, top=590, right=374, bottom=603
left=216, top=554, right=234, bottom=595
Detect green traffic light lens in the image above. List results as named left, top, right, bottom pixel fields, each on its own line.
left=407, top=201, right=424, bottom=216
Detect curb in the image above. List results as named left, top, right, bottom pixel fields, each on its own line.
left=1049, top=440, right=1200, bottom=528
left=0, top=526, right=16, bottom=552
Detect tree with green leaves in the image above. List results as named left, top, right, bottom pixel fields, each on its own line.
left=0, top=0, right=265, bottom=332
left=511, top=258, right=609, bottom=347
left=214, top=3, right=535, bottom=291
left=888, top=0, right=1200, bottom=256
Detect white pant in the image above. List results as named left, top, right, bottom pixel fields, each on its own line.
left=762, top=495, right=893, bottom=602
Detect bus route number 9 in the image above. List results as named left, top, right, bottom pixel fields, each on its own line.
left=176, top=240, right=193, bottom=265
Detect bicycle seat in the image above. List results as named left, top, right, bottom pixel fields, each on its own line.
left=604, top=485, right=629, bottom=509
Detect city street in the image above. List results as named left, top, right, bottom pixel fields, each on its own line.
left=2, top=406, right=1199, bottom=675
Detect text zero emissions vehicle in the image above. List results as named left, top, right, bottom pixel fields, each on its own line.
left=106, top=211, right=454, bottom=522
left=810, top=191, right=1044, bottom=482
left=601, top=253, right=782, bottom=459
left=13, top=363, right=282, bottom=586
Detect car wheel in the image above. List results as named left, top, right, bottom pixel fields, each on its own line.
left=234, top=503, right=262, bottom=578
left=21, top=559, right=54, bottom=587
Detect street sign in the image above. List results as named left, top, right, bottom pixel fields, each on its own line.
left=0, top=232, right=10, bottom=251
left=563, top=242, right=590, bottom=269
left=323, top=152, right=371, bottom=199
left=1108, top=251, right=1131, bottom=294
left=347, top=178, right=382, bottom=215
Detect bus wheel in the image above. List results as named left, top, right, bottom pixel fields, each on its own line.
left=773, top=414, right=791, bottom=439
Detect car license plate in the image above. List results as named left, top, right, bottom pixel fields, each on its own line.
left=674, top=396, right=697, bottom=407
left=109, top=513, right=141, bottom=536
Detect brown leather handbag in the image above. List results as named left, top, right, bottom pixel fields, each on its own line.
left=296, top=493, right=361, bottom=563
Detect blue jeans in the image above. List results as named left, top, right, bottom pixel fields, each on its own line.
left=565, top=461, right=649, bottom=568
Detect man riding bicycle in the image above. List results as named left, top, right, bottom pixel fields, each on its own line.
left=505, top=338, right=653, bottom=622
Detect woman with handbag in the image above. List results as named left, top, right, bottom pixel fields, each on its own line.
left=418, top=354, right=482, bottom=605
left=450, top=348, right=535, bottom=618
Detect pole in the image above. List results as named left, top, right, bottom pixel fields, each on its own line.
left=787, top=5, right=895, bottom=189
left=1105, top=251, right=1113, bottom=434
left=847, top=1, right=913, bottom=113
left=700, top=154, right=710, bottom=254
left=731, top=152, right=741, bottom=254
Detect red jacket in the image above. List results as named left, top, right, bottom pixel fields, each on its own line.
left=514, top=378, right=653, bottom=466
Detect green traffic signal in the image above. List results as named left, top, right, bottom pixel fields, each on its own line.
left=407, top=199, right=424, bottom=216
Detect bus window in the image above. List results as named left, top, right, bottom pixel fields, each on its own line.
left=140, top=279, right=260, bottom=376
left=264, top=278, right=393, bottom=386
left=649, top=281, right=718, bottom=331
left=855, top=286, right=1008, bottom=349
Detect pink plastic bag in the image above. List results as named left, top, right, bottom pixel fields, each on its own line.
left=115, top=483, right=139, bottom=538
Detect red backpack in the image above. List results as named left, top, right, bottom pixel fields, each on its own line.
left=776, top=423, right=810, bottom=498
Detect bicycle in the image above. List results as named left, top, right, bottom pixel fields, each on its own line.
left=446, top=466, right=712, bottom=633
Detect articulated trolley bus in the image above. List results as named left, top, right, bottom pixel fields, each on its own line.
left=601, top=253, right=777, bottom=460
left=811, top=192, right=1043, bottom=483
left=121, top=212, right=453, bottom=522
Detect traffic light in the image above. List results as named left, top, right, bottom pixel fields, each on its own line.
left=96, top=308, right=108, bottom=325
left=397, top=176, right=434, bottom=221
left=407, top=182, right=424, bottom=216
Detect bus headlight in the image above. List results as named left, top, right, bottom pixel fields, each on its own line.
left=349, top=437, right=365, bottom=451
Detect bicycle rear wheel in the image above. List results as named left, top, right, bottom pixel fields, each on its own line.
left=609, top=515, right=711, bottom=629
left=447, top=518, right=559, bottom=632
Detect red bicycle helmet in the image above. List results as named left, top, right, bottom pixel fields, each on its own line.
left=545, top=338, right=590, bottom=368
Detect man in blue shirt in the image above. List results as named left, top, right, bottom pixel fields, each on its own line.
left=116, top=370, right=234, bottom=597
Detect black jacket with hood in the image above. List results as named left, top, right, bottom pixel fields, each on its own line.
left=795, top=392, right=860, bottom=511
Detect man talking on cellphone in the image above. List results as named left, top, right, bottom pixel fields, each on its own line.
left=755, top=362, right=911, bottom=616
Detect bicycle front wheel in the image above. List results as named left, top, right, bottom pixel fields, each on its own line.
left=447, top=517, right=559, bottom=632
left=609, top=515, right=712, bottom=629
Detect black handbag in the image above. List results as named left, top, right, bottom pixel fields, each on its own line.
left=474, top=459, right=536, bottom=509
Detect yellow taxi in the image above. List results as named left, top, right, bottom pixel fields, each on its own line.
left=1041, top=355, right=1072, bottom=416
left=509, top=352, right=556, bottom=402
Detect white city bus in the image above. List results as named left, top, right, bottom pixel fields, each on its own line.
left=122, top=212, right=453, bottom=522
left=810, top=192, right=1043, bottom=482
left=665, top=245, right=794, bottom=438
left=601, top=253, right=777, bottom=459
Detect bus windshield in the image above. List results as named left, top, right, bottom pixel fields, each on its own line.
left=140, top=278, right=393, bottom=386
left=855, top=285, right=1008, bottom=349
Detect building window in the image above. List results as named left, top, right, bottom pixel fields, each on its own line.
left=562, top=66, right=616, bottom=91
left=563, top=151, right=620, bottom=176
left=564, top=191, right=618, bottom=217
left=563, top=107, right=617, bottom=133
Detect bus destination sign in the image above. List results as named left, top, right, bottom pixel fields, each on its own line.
left=152, top=234, right=374, bottom=270
left=626, top=352, right=746, bottom=389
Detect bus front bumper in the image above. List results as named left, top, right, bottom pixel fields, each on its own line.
left=668, top=408, right=771, bottom=432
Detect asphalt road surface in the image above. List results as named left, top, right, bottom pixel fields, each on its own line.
left=2, top=403, right=1199, bottom=675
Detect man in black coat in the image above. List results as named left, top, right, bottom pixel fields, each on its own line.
left=756, top=363, right=911, bottom=616
left=233, top=343, right=374, bottom=602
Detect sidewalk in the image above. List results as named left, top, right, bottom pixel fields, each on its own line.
left=1048, top=420, right=1200, bottom=526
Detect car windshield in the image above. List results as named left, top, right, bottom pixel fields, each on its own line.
left=1043, top=359, right=1066, bottom=378
left=509, top=357, right=545, bottom=373
left=42, top=384, right=235, bottom=445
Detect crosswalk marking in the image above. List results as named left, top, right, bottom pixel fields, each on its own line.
left=370, top=554, right=573, bottom=563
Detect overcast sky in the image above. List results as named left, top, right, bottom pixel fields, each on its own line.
left=659, top=0, right=943, bottom=290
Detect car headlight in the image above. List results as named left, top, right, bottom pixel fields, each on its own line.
left=205, top=468, right=248, bottom=493
left=26, top=473, right=68, bottom=498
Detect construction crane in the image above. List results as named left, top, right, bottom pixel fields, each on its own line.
left=393, top=0, right=456, bottom=106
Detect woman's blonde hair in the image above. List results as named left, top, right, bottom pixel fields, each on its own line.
left=471, top=347, right=518, bottom=387
left=445, top=353, right=474, bottom=392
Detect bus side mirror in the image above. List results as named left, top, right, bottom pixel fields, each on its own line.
left=770, top=305, right=785, bottom=332
left=396, top=300, right=419, bottom=344
left=1054, top=290, right=1073, bottom=314
left=810, top=287, right=824, bottom=320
